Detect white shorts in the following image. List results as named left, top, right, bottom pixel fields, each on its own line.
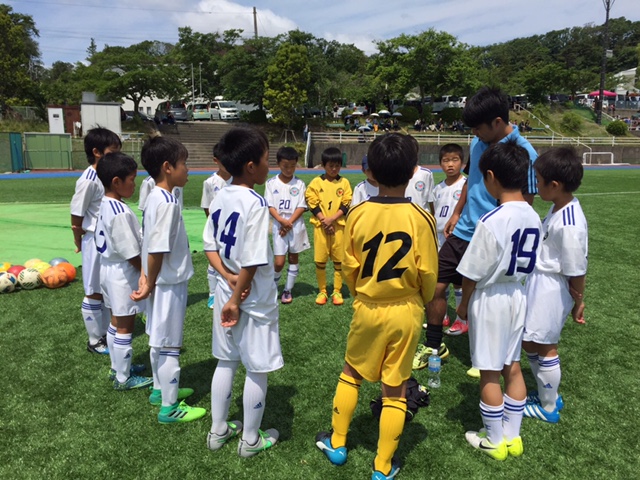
left=100, top=262, right=144, bottom=317
left=146, top=282, right=188, bottom=348
left=272, top=221, right=310, bottom=256
left=523, top=272, right=572, bottom=344
left=81, top=232, right=101, bottom=295
left=468, top=283, right=526, bottom=371
left=212, top=284, right=284, bottom=373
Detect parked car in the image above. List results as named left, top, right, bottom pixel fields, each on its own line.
left=125, top=110, right=154, bottom=122
left=187, top=102, right=211, bottom=121
left=209, top=100, right=239, bottom=121
left=154, top=100, right=188, bottom=123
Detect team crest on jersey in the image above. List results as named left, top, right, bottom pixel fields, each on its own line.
left=290, top=187, right=300, bottom=196
left=336, top=188, right=344, bottom=197
left=174, top=189, right=180, bottom=199
left=415, top=181, right=426, bottom=192
left=454, top=189, right=462, bottom=200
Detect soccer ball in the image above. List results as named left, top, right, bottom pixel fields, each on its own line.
left=24, top=258, right=43, bottom=269
left=56, top=262, right=77, bottom=282
left=0, top=272, right=17, bottom=293
left=33, top=262, right=52, bottom=274
left=41, top=267, right=68, bottom=289
left=49, top=257, right=69, bottom=267
left=18, top=268, right=42, bottom=290
left=7, top=265, right=25, bottom=277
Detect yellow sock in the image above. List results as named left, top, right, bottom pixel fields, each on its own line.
left=330, top=373, right=361, bottom=448
left=374, top=397, right=407, bottom=474
left=315, top=262, right=327, bottom=293
left=333, top=262, right=342, bottom=292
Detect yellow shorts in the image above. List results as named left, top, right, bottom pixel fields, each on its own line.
left=313, top=225, right=344, bottom=264
left=345, top=296, right=424, bottom=387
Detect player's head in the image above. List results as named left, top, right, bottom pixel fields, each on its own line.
left=463, top=87, right=510, bottom=143
left=321, top=147, right=342, bottom=179
left=479, top=139, right=529, bottom=192
left=84, top=127, right=122, bottom=165
left=534, top=147, right=583, bottom=193
left=276, top=146, right=299, bottom=178
left=96, top=152, right=138, bottom=197
left=439, top=143, right=464, bottom=177
left=367, top=133, right=416, bottom=188
left=217, top=126, right=269, bottom=183
left=140, top=134, right=189, bottom=181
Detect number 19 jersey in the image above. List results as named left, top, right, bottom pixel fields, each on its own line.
left=343, top=197, right=439, bottom=305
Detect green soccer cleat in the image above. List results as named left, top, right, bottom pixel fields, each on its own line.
left=207, top=421, right=243, bottom=451
left=238, top=428, right=279, bottom=457
left=506, top=436, right=524, bottom=457
left=157, top=401, right=206, bottom=424
left=149, top=387, right=194, bottom=406
left=465, top=430, right=508, bottom=461
left=412, top=343, right=449, bottom=370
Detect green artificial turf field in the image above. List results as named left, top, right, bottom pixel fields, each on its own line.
left=1, top=169, right=639, bottom=479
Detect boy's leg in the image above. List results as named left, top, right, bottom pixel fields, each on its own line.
left=313, top=227, right=329, bottom=299
left=273, top=255, right=286, bottom=285
left=113, top=314, right=136, bottom=383
left=106, top=321, right=117, bottom=370
left=374, top=382, right=407, bottom=476
left=284, top=253, right=299, bottom=292
left=158, top=347, right=182, bottom=406
left=82, top=233, right=108, bottom=349
left=82, top=293, right=106, bottom=348
left=207, top=266, right=217, bottom=309
left=531, top=343, right=561, bottom=412
left=330, top=228, right=344, bottom=304
left=242, top=371, right=268, bottom=445
left=502, top=362, right=526, bottom=445
left=210, top=360, right=240, bottom=434
left=331, top=364, right=362, bottom=448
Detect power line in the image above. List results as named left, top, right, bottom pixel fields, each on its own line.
left=7, top=0, right=250, bottom=15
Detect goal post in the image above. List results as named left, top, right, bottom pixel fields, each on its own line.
left=582, top=151, right=614, bottom=165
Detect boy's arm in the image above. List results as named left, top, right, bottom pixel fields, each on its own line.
left=127, top=255, right=142, bottom=272
left=70, top=215, right=85, bottom=252
left=456, top=276, right=477, bottom=320
left=221, top=266, right=257, bottom=327
left=569, top=275, right=586, bottom=324
left=444, top=181, right=467, bottom=237
left=288, top=207, right=306, bottom=225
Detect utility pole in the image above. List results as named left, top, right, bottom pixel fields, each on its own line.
left=597, top=0, right=616, bottom=125
left=191, top=64, right=195, bottom=106
left=199, top=62, right=203, bottom=98
left=253, top=6, right=258, bottom=39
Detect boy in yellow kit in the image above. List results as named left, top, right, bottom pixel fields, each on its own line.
left=305, top=147, right=352, bottom=305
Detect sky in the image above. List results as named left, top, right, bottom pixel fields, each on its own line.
left=7, top=0, right=640, bottom=67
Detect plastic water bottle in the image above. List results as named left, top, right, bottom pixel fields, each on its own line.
left=427, top=350, right=441, bottom=389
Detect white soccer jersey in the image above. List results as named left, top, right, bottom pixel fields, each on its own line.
left=264, top=175, right=308, bottom=218
left=95, top=197, right=141, bottom=263
left=433, top=176, right=467, bottom=235
left=351, top=180, right=379, bottom=206
left=201, top=173, right=232, bottom=209
left=203, top=185, right=277, bottom=322
left=139, top=176, right=183, bottom=211
left=141, top=187, right=194, bottom=285
left=70, top=166, right=104, bottom=233
left=534, top=198, right=588, bottom=276
left=457, top=202, right=542, bottom=289
left=405, top=167, right=435, bottom=210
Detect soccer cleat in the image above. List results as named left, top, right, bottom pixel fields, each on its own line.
left=109, top=364, right=146, bottom=381
left=157, top=400, right=206, bottom=424
left=315, top=431, right=348, bottom=466
left=331, top=291, right=344, bottom=306
left=506, top=436, right=524, bottom=457
left=281, top=290, right=293, bottom=304
left=526, top=390, right=565, bottom=411
left=315, top=291, right=328, bottom=305
left=87, top=338, right=109, bottom=355
left=412, top=343, right=450, bottom=370
left=207, top=294, right=215, bottom=309
left=371, top=457, right=401, bottom=479
left=465, top=430, right=508, bottom=461
left=442, top=315, right=450, bottom=328
left=207, top=421, right=243, bottom=451
left=238, top=428, right=279, bottom=457
left=446, top=319, right=468, bottom=336
left=139, top=313, right=147, bottom=324
left=523, top=401, right=560, bottom=423
left=149, top=387, right=194, bottom=406
left=113, top=374, right=154, bottom=391
left=466, top=367, right=481, bottom=378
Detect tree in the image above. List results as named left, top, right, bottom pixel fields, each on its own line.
left=40, top=61, right=86, bottom=105
left=0, top=5, right=41, bottom=114
left=264, top=43, right=311, bottom=128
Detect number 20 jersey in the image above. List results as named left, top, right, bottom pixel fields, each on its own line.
left=343, top=197, right=439, bottom=305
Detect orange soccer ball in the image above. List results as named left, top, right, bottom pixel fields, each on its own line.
left=56, top=262, right=76, bottom=282
left=41, top=266, right=68, bottom=289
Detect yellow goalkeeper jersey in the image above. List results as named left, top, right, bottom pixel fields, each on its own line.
left=305, top=175, right=352, bottom=227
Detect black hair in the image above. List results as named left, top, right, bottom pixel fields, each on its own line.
left=96, top=152, right=138, bottom=190
left=212, top=142, right=220, bottom=160
left=140, top=134, right=189, bottom=180
left=439, top=143, right=464, bottom=163
left=321, top=147, right=342, bottom=166
left=534, top=147, right=583, bottom=193
left=367, top=133, right=416, bottom=188
left=478, top=140, right=529, bottom=191
left=276, top=146, right=299, bottom=163
left=216, top=126, right=269, bottom=177
left=462, top=87, right=510, bottom=128
left=84, top=127, right=122, bottom=164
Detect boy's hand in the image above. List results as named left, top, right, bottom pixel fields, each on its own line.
left=444, top=213, right=459, bottom=237
left=572, top=301, right=585, bottom=324
left=221, top=301, right=240, bottom=327
left=279, top=219, right=293, bottom=231
left=456, top=303, right=468, bottom=321
left=131, top=274, right=151, bottom=301
left=71, top=225, right=85, bottom=252
left=320, top=216, right=334, bottom=228
left=324, top=224, right=335, bottom=235
left=279, top=226, right=288, bottom=237
left=225, top=273, right=252, bottom=300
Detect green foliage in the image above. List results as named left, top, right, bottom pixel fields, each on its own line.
left=440, top=107, right=463, bottom=124
left=241, top=109, right=268, bottom=124
left=560, top=111, right=583, bottom=134
left=605, top=120, right=629, bottom=136
left=396, top=106, right=419, bottom=124
left=264, top=43, right=311, bottom=128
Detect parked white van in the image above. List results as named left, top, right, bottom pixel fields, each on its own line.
left=210, top=99, right=239, bottom=121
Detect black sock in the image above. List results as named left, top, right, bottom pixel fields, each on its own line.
left=425, top=324, right=443, bottom=349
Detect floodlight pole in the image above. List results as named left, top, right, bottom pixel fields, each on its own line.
left=596, top=0, right=615, bottom=125
left=191, top=64, right=195, bottom=105
left=199, top=62, right=203, bottom=97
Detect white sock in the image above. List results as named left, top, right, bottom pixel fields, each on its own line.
left=113, top=333, right=133, bottom=383
left=100, top=303, right=111, bottom=337
left=81, top=297, right=103, bottom=344
left=242, top=371, right=268, bottom=445
left=158, top=349, right=181, bottom=407
left=454, top=288, right=463, bottom=321
left=210, top=360, right=240, bottom=435
left=274, top=270, right=282, bottom=286
left=150, top=347, right=161, bottom=391
left=285, top=264, right=299, bottom=292
left=106, top=324, right=117, bottom=370
left=537, top=355, right=561, bottom=412
left=207, top=266, right=217, bottom=296
left=502, top=394, right=525, bottom=441
left=526, top=351, right=540, bottom=379
left=480, top=400, right=504, bottom=446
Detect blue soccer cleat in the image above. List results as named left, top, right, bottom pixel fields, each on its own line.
left=523, top=401, right=560, bottom=423
left=372, top=458, right=401, bottom=479
left=315, top=431, right=347, bottom=466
